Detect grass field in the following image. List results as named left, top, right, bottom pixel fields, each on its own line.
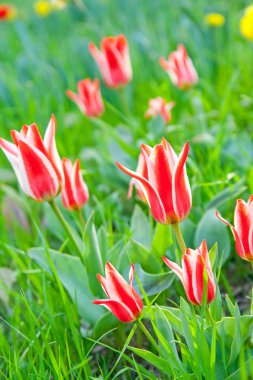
left=0, top=0, right=252, bottom=378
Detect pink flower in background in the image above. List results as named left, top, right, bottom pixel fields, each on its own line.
left=66, top=78, right=104, bottom=118
left=61, top=158, right=89, bottom=210
left=160, top=44, right=198, bottom=89
left=128, top=153, right=148, bottom=203
left=89, top=34, right=132, bottom=88
left=145, top=97, right=175, bottom=123
left=0, top=115, right=63, bottom=202
left=93, top=262, right=143, bottom=323
left=163, top=240, right=216, bottom=305
left=116, top=138, right=191, bottom=224
left=216, top=196, right=253, bottom=262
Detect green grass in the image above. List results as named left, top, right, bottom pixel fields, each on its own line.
left=0, top=0, right=252, bottom=378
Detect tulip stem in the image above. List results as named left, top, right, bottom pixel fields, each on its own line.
left=171, top=223, right=186, bottom=255
left=137, top=319, right=160, bottom=354
left=49, top=200, right=83, bottom=260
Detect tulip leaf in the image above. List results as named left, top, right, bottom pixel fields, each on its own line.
left=28, top=247, right=103, bottom=325
left=132, top=264, right=174, bottom=296
left=194, top=208, right=231, bottom=265
left=152, top=223, right=173, bottom=258
left=130, top=205, right=151, bottom=250
left=93, top=312, right=120, bottom=339
left=128, top=347, right=172, bottom=375
left=206, top=179, right=246, bottom=210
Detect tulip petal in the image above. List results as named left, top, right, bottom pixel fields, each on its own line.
left=234, top=199, right=251, bottom=254
left=172, top=141, right=191, bottom=221
left=162, top=256, right=184, bottom=283
left=116, top=161, right=166, bottom=223
left=182, top=253, right=198, bottom=305
left=216, top=211, right=246, bottom=260
left=0, top=138, right=23, bottom=189
left=73, top=159, right=89, bottom=206
left=128, top=263, right=143, bottom=312
left=61, top=158, right=76, bottom=209
left=192, top=254, right=204, bottom=305
left=93, top=299, right=135, bottom=323
left=247, top=223, right=253, bottom=261
left=18, top=140, right=59, bottom=201
left=66, top=90, right=87, bottom=114
left=44, top=115, right=62, bottom=181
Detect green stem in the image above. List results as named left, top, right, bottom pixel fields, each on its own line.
left=49, top=200, right=83, bottom=260
left=137, top=319, right=160, bottom=354
left=171, top=223, right=186, bottom=255
left=78, top=209, right=86, bottom=230
left=118, top=87, right=130, bottom=115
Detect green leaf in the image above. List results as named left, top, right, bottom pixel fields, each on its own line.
left=83, top=213, right=104, bottom=297
left=194, top=208, right=231, bottom=265
left=128, top=347, right=172, bottom=375
left=93, top=312, right=120, bottom=339
left=28, top=247, right=103, bottom=325
left=130, top=205, right=151, bottom=250
left=133, top=264, right=174, bottom=296
left=152, top=223, right=172, bottom=258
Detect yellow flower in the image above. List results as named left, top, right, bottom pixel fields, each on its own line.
left=240, top=5, right=253, bottom=40
left=34, top=1, right=53, bottom=17
left=204, top=13, right=225, bottom=27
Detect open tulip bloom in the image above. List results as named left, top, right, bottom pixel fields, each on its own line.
left=144, top=97, right=175, bottom=123
left=128, top=152, right=148, bottom=203
left=116, top=138, right=191, bottom=224
left=216, top=196, right=253, bottom=261
left=0, top=115, right=63, bottom=202
left=66, top=78, right=104, bottom=118
left=163, top=240, right=216, bottom=305
left=89, top=34, right=132, bottom=88
left=61, top=158, right=89, bottom=210
left=160, top=44, right=198, bottom=90
left=93, top=262, right=143, bottom=323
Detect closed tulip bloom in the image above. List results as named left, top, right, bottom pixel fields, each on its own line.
left=116, top=138, right=191, bottom=224
left=216, top=196, right=253, bottom=261
left=66, top=78, right=104, bottom=118
left=145, top=97, right=175, bottom=123
left=89, top=34, right=132, bottom=88
left=93, top=262, right=143, bottom=323
left=61, top=158, right=89, bottom=210
left=160, top=44, right=198, bottom=90
left=128, top=153, right=148, bottom=203
left=0, top=115, right=63, bottom=202
left=163, top=240, right=216, bottom=305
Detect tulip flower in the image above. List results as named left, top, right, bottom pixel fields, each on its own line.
left=163, top=240, right=216, bottom=305
left=34, top=1, right=53, bottom=16
left=93, top=262, right=143, bottom=323
left=128, top=153, right=148, bottom=203
left=216, top=196, right=253, bottom=261
left=61, top=158, right=89, bottom=210
left=240, top=5, right=253, bottom=41
left=66, top=78, right=104, bottom=118
left=144, top=97, right=175, bottom=123
left=0, top=4, right=16, bottom=20
left=204, top=13, right=225, bottom=27
left=0, top=115, right=63, bottom=202
left=116, top=138, right=191, bottom=224
left=89, top=34, right=132, bottom=88
left=160, top=44, right=198, bottom=90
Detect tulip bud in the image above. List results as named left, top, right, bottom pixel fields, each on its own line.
left=216, top=196, right=253, bottom=261
left=145, top=97, right=175, bottom=123
left=163, top=240, right=216, bottom=305
left=93, top=262, right=143, bottom=323
left=0, top=115, right=63, bottom=202
left=66, top=78, right=104, bottom=118
left=116, top=138, right=191, bottom=224
left=89, top=34, right=132, bottom=88
left=61, top=158, right=89, bottom=211
left=160, top=44, right=198, bottom=90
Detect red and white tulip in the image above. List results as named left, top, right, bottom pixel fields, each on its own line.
left=61, top=158, right=89, bottom=210
left=0, top=115, right=63, bottom=202
left=160, top=44, right=198, bottom=90
left=66, top=78, right=104, bottom=118
left=93, top=262, right=143, bottom=323
left=145, top=97, right=175, bottom=123
left=89, top=34, right=132, bottom=88
left=163, top=240, right=216, bottom=305
left=116, top=138, right=191, bottom=224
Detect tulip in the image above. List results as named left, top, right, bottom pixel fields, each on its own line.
left=34, top=1, right=53, bottom=16
left=93, top=262, right=143, bottom=323
left=163, top=240, right=216, bottom=305
left=0, top=4, right=16, bottom=20
left=160, top=44, right=198, bottom=90
left=89, top=34, right=132, bottom=88
left=128, top=153, right=148, bottom=203
left=61, top=158, right=89, bottom=210
left=240, top=5, right=253, bottom=41
left=204, top=13, right=225, bottom=27
left=216, top=196, right=253, bottom=261
left=144, top=97, right=175, bottom=123
left=116, top=138, right=191, bottom=224
left=66, top=78, right=104, bottom=118
left=0, top=115, right=63, bottom=202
